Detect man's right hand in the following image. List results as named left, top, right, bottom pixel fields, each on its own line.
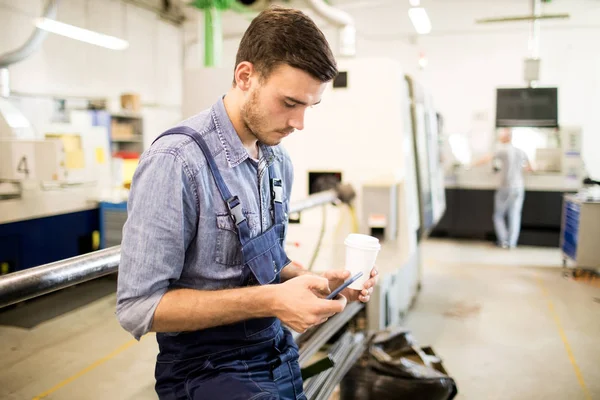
left=271, top=275, right=347, bottom=333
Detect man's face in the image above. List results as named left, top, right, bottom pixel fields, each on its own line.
left=241, top=64, right=327, bottom=146
left=499, top=129, right=512, bottom=144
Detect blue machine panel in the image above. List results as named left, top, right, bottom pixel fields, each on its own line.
left=562, top=200, right=580, bottom=260
left=99, top=201, right=128, bottom=249
left=0, top=209, right=99, bottom=272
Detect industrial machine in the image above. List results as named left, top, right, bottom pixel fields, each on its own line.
left=435, top=84, right=586, bottom=247
left=0, top=138, right=65, bottom=182
left=282, top=58, right=444, bottom=329
left=406, top=76, right=446, bottom=238
left=444, top=125, right=585, bottom=191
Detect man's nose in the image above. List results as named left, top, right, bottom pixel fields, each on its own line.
left=288, top=109, right=305, bottom=131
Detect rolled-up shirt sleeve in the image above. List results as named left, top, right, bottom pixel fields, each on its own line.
left=116, top=150, right=198, bottom=340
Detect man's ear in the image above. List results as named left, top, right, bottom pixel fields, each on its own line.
left=234, top=61, right=254, bottom=92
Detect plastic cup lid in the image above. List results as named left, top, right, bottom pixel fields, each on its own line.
left=344, top=233, right=381, bottom=251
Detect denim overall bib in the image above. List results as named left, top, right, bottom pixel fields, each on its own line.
left=151, top=127, right=305, bottom=400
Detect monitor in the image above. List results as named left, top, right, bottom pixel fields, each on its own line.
left=496, top=87, right=558, bottom=128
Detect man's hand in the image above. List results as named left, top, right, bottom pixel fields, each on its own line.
left=272, top=275, right=347, bottom=333
left=322, top=267, right=378, bottom=303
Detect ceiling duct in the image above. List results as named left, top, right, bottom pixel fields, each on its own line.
left=0, top=0, right=59, bottom=140
left=0, top=0, right=59, bottom=70
left=305, top=0, right=356, bottom=57
left=124, top=0, right=185, bottom=25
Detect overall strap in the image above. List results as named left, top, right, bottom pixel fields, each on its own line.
left=152, top=127, right=252, bottom=243
left=267, top=162, right=286, bottom=232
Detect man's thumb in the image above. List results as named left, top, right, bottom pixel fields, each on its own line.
left=305, top=275, right=330, bottom=294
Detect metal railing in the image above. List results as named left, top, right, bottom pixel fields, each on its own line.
left=0, top=184, right=355, bottom=308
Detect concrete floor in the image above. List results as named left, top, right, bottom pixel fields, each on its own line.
left=0, top=239, right=598, bottom=400
left=407, top=239, right=600, bottom=400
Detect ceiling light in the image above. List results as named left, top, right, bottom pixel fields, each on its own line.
left=408, top=7, right=432, bottom=35
left=35, top=18, right=129, bottom=51
left=409, top=0, right=421, bottom=6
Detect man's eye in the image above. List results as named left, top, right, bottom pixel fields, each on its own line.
left=284, top=102, right=296, bottom=108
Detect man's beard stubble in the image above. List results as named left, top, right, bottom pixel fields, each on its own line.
left=241, top=88, right=274, bottom=146
left=241, top=89, right=293, bottom=147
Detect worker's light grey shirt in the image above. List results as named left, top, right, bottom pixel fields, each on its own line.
left=494, top=144, right=528, bottom=189
left=116, top=98, right=293, bottom=340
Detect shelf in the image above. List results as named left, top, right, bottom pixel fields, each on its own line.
left=111, top=137, right=143, bottom=143
left=111, top=112, right=143, bottom=119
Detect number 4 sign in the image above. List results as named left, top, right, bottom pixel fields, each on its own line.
left=10, top=141, right=36, bottom=180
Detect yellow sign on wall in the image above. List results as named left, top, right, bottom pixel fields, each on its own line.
left=45, top=134, right=85, bottom=170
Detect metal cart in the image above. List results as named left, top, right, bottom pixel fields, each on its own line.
left=560, top=194, right=600, bottom=276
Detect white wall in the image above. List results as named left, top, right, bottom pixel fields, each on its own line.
left=416, top=0, right=600, bottom=179
left=184, top=0, right=600, bottom=179
left=0, top=0, right=183, bottom=145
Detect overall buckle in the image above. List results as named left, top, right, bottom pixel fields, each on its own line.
left=226, top=196, right=246, bottom=225
left=271, top=179, right=283, bottom=204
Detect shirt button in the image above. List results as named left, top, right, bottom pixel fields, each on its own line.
left=273, top=261, right=278, bottom=273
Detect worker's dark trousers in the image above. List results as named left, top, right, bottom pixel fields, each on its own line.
left=155, top=325, right=305, bottom=400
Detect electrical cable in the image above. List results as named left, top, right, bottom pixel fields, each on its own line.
left=348, top=204, right=359, bottom=233
left=307, top=204, right=327, bottom=272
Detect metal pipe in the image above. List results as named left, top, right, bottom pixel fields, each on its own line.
left=297, top=302, right=363, bottom=365
left=0, top=68, right=9, bottom=98
left=123, top=0, right=184, bottom=25
left=313, top=334, right=367, bottom=400
left=304, top=331, right=353, bottom=399
left=0, top=0, right=59, bottom=68
left=305, top=0, right=356, bottom=56
left=289, top=189, right=337, bottom=214
left=0, top=247, right=120, bottom=308
left=529, top=0, right=541, bottom=59
left=0, top=186, right=355, bottom=308
left=289, top=183, right=355, bottom=215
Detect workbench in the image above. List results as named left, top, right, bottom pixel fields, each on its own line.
left=431, top=169, right=580, bottom=247
left=0, top=190, right=100, bottom=273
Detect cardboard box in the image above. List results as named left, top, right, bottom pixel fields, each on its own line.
left=120, top=93, right=141, bottom=112
left=111, top=121, right=134, bottom=139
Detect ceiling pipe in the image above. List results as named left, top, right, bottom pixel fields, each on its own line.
left=0, top=0, right=59, bottom=99
left=0, top=0, right=56, bottom=138
left=305, top=0, right=356, bottom=57
left=0, top=0, right=59, bottom=68
left=529, top=0, right=541, bottom=59
left=0, top=69, right=9, bottom=98
left=526, top=0, right=542, bottom=87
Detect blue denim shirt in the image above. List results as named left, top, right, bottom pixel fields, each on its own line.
left=116, top=97, right=294, bottom=340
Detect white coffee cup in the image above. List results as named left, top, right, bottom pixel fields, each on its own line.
left=344, top=233, right=381, bottom=290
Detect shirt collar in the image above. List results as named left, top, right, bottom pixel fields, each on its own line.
left=211, top=96, right=281, bottom=168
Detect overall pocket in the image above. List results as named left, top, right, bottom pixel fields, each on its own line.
left=242, top=227, right=290, bottom=286
left=215, top=211, right=259, bottom=266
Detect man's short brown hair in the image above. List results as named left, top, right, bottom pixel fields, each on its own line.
left=234, top=6, right=338, bottom=84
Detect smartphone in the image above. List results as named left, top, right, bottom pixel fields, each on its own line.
left=326, top=271, right=363, bottom=300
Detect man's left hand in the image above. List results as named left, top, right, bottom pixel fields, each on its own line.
left=322, top=268, right=378, bottom=303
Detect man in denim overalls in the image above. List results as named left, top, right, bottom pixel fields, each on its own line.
left=116, top=6, right=378, bottom=400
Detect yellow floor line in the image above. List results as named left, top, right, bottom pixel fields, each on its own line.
left=536, top=275, right=592, bottom=400
left=32, top=337, right=140, bottom=400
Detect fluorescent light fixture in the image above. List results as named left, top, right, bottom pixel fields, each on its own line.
left=408, top=7, right=432, bottom=35
left=409, top=0, right=421, bottom=6
left=35, top=18, right=129, bottom=50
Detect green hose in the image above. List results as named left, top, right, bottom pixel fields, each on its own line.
left=189, top=0, right=257, bottom=67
